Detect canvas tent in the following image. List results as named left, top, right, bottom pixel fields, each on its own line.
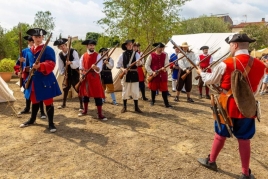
left=165, top=33, right=235, bottom=85
left=0, top=76, right=16, bottom=103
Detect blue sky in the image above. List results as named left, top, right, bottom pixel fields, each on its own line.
left=0, top=0, right=267, bottom=40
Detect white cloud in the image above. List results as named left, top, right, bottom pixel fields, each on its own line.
left=0, top=0, right=105, bottom=40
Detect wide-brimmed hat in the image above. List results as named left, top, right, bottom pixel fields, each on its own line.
left=26, top=28, right=47, bottom=36
left=180, top=42, right=190, bottom=47
left=99, top=47, right=108, bottom=53
left=121, top=39, right=135, bottom=50
left=152, top=42, right=165, bottom=48
left=53, top=38, right=68, bottom=46
left=200, top=46, right=209, bottom=50
left=81, top=39, right=97, bottom=45
left=23, top=35, right=33, bottom=42
left=225, top=34, right=256, bottom=44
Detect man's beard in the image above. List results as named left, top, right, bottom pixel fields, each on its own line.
left=89, top=49, right=94, bottom=52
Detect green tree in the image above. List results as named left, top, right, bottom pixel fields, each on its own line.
left=0, top=23, right=30, bottom=60
left=95, top=35, right=120, bottom=52
left=98, top=0, right=190, bottom=51
left=33, top=11, right=55, bottom=36
left=0, top=25, right=6, bottom=59
left=86, top=32, right=101, bottom=41
left=177, top=15, right=231, bottom=34
left=72, top=40, right=87, bottom=57
left=242, top=24, right=268, bottom=50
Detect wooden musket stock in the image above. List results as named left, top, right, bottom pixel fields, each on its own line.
left=62, top=36, right=72, bottom=89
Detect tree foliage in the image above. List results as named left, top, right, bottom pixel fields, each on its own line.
left=0, top=23, right=30, bottom=60
left=86, top=32, right=101, bottom=41
left=98, top=0, right=189, bottom=50
left=33, top=11, right=55, bottom=36
left=242, top=24, right=268, bottom=50
left=72, top=40, right=87, bottom=57
left=177, top=15, right=231, bottom=34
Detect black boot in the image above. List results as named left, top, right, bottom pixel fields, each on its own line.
left=239, top=169, right=255, bottom=179
left=18, top=99, right=31, bottom=114
left=46, top=105, right=56, bottom=133
left=39, top=101, right=46, bottom=119
left=150, top=90, right=156, bottom=106
left=58, top=89, right=69, bottom=109
left=140, top=86, right=148, bottom=101
left=79, top=97, right=83, bottom=111
left=162, top=91, right=172, bottom=108
left=197, top=155, right=218, bottom=171
left=121, top=100, right=127, bottom=113
left=19, top=103, right=40, bottom=128
left=134, top=100, right=142, bottom=113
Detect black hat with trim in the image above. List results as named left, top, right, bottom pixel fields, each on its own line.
left=26, top=28, right=47, bottom=36
left=200, top=46, right=209, bottom=50
left=152, top=42, right=165, bottom=48
left=53, top=38, right=68, bottom=46
left=99, top=47, right=108, bottom=53
left=121, top=39, right=135, bottom=50
left=81, top=39, right=97, bottom=45
left=225, top=33, right=256, bottom=44
left=23, top=35, right=33, bottom=42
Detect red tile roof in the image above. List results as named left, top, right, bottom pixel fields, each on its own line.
left=233, top=22, right=266, bottom=28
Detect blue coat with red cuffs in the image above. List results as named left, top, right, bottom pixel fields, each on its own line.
left=24, top=45, right=61, bottom=101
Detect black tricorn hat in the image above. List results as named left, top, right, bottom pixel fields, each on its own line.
left=225, top=33, right=256, bottom=44
left=200, top=46, right=209, bottom=50
left=53, top=38, right=68, bottom=46
left=23, top=35, right=33, bottom=42
left=81, top=39, right=97, bottom=45
left=26, top=28, right=47, bottom=36
left=99, top=47, right=108, bottom=53
left=121, top=39, right=135, bottom=50
left=153, top=42, right=165, bottom=48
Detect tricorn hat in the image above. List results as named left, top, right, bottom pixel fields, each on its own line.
left=26, top=28, right=47, bottom=36
left=152, top=42, right=165, bottom=48
left=180, top=42, right=190, bottom=47
left=225, top=33, right=256, bottom=44
left=99, top=47, right=108, bottom=53
left=23, top=35, right=33, bottom=42
left=81, top=39, right=97, bottom=45
left=121, top=39, right=135, bottom=50
left=53, top=38, right=68, bottom=46
left=200, top=46, right=209, bottom=50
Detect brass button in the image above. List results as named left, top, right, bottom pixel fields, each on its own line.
left=44, top=85, right=46, bottom=87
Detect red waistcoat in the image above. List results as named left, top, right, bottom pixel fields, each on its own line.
left=199, top=54, right=210, bottom=68
left=150, top=52, right=167, bottom=82
left=83, top=52, right=98, bottom=69
left=221, top=54, right=265, bottom=118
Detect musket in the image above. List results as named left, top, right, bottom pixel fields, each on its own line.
left=25, top=33, right=53, bottom=89
left=147, top=55, right=184, bottom=82
left=195, top=51, right=230, bottom=80
left=18, top=26, right=23, bottom=88
left=210, top=94, right=222, bottom=131
left=62, top=36, right=72, bottom=89
left=181, top=47, right=221, bottom=80
left=214, top=95, right=233, bottom=137
left=75, top=43, right=118, bottom=92
left=140, top=43, right=151, bottom=58
left=119, top=44, right=160, bottom=79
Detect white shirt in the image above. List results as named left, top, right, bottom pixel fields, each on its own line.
left=145, top=52, right=169, bottom=75
left=57, top=49, right=80, bottom=75
left=177, top=52, right=196, bottom=71
left=103, top=57, right=114, bottom=69
left=79, top=50, right=103, bottom=73
left=196, top=53, right=213, bottom=65
left=117, top=52, right=141, bottom=68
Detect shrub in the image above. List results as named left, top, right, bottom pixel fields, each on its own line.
left=0, top=58, right=16, bottom=72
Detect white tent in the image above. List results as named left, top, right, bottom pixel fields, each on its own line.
left=110, top=48, right=124, bottom=91
left=0, top=76, right=16, bottom=103
left=165, top=33, right=235, bottom=84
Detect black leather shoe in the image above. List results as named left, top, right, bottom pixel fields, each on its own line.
left=197, top=155, right=218, bottom=171
left=18, top=108, right=30, bottom=115
left=239, top=169, right=255, bottom=179
left=187, top=98, right=194, bottom=103
left=135, top=107, right=142, bottom=113
left=206, top=95, right=211, bottom=99
left=165, top=104, right=173, bottom=108
left=121, top=107, right=127, bottom=113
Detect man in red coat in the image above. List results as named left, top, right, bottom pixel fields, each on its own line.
left=145, top=42, right=172, bottom=108
left=196, top=34, right=265, bottom=178
left=197, top=46, right=213, bottom=99
left=78, top=39, right=107, bottom=121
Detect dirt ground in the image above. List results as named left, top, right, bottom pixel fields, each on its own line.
left=1, top=78, right=268, bottom=179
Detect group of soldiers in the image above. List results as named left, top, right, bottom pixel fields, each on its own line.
left=14, top=27, right=264, bottom=178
